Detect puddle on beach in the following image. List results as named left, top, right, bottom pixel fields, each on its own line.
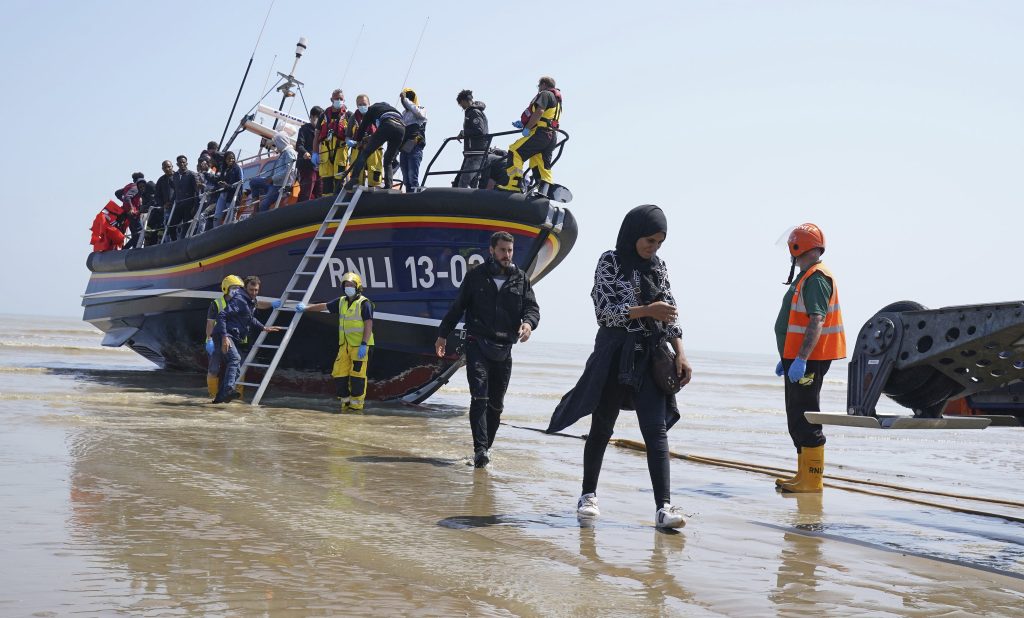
left=1, top=317, right=1023, bottom=615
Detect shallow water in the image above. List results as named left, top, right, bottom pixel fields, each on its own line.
left=1, top=313, right=1022, bottom=616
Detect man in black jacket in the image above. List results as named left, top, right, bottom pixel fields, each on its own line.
left=295, top=106, right=323, bottom=202
left=454, top=89, right=489, bottom=188
left=345, top=101, right=405, bottom=191
left=435, top=231, right=541, bottom=467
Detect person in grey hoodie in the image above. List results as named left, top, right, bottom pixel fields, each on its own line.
left=454, top=89, right=489, bottom=188
left=253, top=133, right=296, bottom=213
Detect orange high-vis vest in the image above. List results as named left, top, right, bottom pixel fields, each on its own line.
left=783, top=262, right=846, bottom=360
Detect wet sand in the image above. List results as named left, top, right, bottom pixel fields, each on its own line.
left=1, top=315, right=1023, bottom=616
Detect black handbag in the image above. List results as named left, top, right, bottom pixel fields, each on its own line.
left=475, top=337, right=513, bottom=362
left=650, top=340, right=681, bottom=395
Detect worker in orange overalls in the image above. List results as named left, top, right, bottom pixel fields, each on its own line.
left=773, top=223, right=846, bottom=493
left=90, top=200, right=127, bottom=252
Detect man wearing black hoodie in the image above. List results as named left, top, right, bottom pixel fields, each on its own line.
left=454, top=89, right=489, bottom=188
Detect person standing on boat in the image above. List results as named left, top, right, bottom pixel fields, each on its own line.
left=170, top=155, right=202, bottom=240
left=296, top=105, right=323, bottom=202
left=772, top=223, right=846, bottom=493
left=435, top=231, right=541, bottom=468
left=295, top=272, right=375, bottom=412
left=211, top=152, right=242, bottom=228
left=314, top=89, right=350, bottom=195
left=547, top=205, right=692, bottom=529
left=497, top=76, right=561, bottom=196
left=347, top=95, right=384, bottom=187
left=345, top=101, right=405, bottom=191
left=115, top=172, right=145, bottom=249
left=398, top=88, right=427, bottom=191
left=212, top=275, right=282, bottom=404
left=153, top=160, right=174, bottom=241
left=454, top=90, right=489, bottom=188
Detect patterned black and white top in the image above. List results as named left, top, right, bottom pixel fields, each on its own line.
left=591, top=250, right=683, bottom=338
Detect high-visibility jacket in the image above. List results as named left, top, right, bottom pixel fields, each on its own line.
left=339, top=296, right=375, bottom=347
left=520, top=88, right=562, bottom=130
left=783, top=262, right=846, bottom=360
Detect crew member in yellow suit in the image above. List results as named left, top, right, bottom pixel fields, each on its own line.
left=347, top=94, right=384, bottom=187
left=313, top=89, right=350, bottom=195
left=297, top=272, right=374, bottom=411
left=498, top=76, right=562, bottom=194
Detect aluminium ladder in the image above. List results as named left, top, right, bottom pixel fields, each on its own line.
left=237, top=187, right=364, bottom=405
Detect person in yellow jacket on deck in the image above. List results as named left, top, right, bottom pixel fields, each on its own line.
left=297, top=272, right=374, bottom=411
left=773, top=223, right=846, bottom=493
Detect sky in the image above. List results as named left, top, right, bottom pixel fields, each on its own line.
left=2, top=0, right=1022, bottom=357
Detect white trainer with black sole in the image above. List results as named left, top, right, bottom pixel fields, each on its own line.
left=576, top=493, right=600, bottom=518
left=656, top=504, right=686, bottom=529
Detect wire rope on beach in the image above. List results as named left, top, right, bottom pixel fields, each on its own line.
left=503, top=423, right=1024, bottom=525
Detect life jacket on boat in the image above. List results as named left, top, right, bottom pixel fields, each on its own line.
left=90, top=200, right=126, bottom=252
left=782, top=262, right=846, bottom=361
left=520, top=88, right=562, bottom=130
left=318, top=106, right=348, bottom=143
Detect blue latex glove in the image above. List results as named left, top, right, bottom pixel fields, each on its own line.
left=521, top=127, right=531, bottom=137
left=358, top=343, right=368, bottom=360
left=346, top=139, right=358, bottom=148
left=787, top=358, right=807, bottom=384
left=311, top=152, right=319, bottom=166
left=512, top=120, right=524, bottom=129
left=775, top=360, right=784, bottom=377
left=205, top=338, right=215, bottom=355
left=271, top=299, right=282, bottom=309
left=295, top=302, right=306, bottom=313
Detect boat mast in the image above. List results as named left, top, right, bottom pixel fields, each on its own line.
left=271, top=37, right=307, bottom=133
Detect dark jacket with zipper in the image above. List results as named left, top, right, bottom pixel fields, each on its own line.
left=462, top=101, right=489, bottom=152
left=214, top=287, right=265, bottom=343
left=438, top=257, right=539, bottom=344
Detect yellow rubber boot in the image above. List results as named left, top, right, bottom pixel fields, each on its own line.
left=207, top=375, right=220, bottom=398
left=780, top=446, right=824, bottom=493
left=775, top=449, right=804, bottom=487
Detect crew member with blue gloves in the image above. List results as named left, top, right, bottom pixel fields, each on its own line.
left=497, top=76, right=562, bottom=195
left=206, top=275, right=244, bottom=398
left=296, top=271, right=374, bottom=412
left=212, top=275, right=282, bottom=404
left=773, top=223, right=846, bottom=493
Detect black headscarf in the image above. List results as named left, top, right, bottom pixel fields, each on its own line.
left=615, top=204, right=668, bottom=303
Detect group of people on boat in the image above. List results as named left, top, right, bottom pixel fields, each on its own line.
left=88, top=77, right=564, bottom=253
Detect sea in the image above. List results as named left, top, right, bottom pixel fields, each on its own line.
left=1, top=313, right=1022, bottom=617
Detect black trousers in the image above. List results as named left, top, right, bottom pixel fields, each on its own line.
left=782, top=358, right=830, bottom=449
left=582, top=358, right=671, bottom=508
left=348, top=119, right=405, bottom=190
left=465, top=340, right=513, bottom=453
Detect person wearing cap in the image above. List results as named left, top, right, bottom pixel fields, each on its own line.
left=773, top=223, right=846, bottom=493
left=296, top=106, right=323, bottom=202
left=398, top=88, right=427, bottom=191
left=295, top=272, right=375, bottom=412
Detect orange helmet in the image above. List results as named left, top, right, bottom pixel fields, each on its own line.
left=787, top=223, right=825, bottom=257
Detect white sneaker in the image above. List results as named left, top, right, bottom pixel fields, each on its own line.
left=576, top=493, right=600, bottom=518
left=656, top=504, right=686, bottom=529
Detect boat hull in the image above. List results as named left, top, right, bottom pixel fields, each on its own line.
left=83, top=188, right=577, bottom=403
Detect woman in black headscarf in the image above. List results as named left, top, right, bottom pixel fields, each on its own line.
left=547, top=204, right=692, bottom=529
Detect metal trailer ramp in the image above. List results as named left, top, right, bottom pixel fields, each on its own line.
left=821, top=299, right=1024, bottom=429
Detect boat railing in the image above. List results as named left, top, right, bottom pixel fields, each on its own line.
left=421, top=128, right=570, bottom=188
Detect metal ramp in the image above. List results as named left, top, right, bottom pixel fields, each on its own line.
left=237, top=187, right=364, bottom=405
left=811, top=300, right=1024, bottom=430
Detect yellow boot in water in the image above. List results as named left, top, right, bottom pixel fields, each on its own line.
left=775, top=449, right=804, bottom=488
left=207, top=375, right=220, bottom=398
left=780, top=445, right=824, bottom=493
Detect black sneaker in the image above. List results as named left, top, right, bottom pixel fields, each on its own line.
left=211, top=395, right=225, bottom=404
left=473, top=449, right=490, bottom=469
left=225, top=390, right=242, bottom=403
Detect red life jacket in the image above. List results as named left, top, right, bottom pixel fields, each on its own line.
left=318, top=106, right=348, bottom=142
left=520, top=88, right=562, bottom=130
left=90, top=200, right=126, bottom=252
left=348, top=110, right=376, bottom=139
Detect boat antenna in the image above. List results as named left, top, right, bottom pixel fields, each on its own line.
left=338, top=24, right=364, bottom=93
left=400, top=17, right=430, bottom=93
left=271, top=36, right=308, bottom=132
left=218, top=0, right=277, bottom=146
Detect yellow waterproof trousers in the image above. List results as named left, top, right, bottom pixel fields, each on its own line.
left=350, top=146, right=384, bottom=187
left=332, top=343, right=369, bottom=409
left=318, top=138, right=350, bottom=183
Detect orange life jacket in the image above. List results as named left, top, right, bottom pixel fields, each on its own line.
left=783, top=262, right=846, bottom=360
left=520, top=87, right=562, bottom=130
